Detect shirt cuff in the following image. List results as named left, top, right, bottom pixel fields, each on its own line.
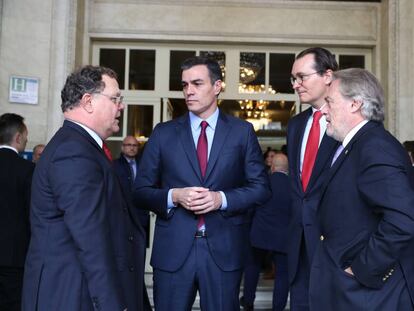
left=167, top=189, right=176, bottom=213
left=219, top=191, right=227, bottom=210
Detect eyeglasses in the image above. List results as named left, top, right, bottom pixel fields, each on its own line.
left=123, top=144, right=138, bottom=148
left=94, top=93, right=124, bottom=105
left=290, top=71, right=322, bottom=85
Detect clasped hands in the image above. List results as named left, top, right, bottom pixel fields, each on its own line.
left=172, top=187, right=222, bottom=215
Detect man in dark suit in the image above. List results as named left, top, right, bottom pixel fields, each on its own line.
left=134, top=56, right=270, bottom=311
left=310, top=68, right=414, bottom=310
left=113, top=135, right=151, bottom=310
left=286, top=47, right=339, bottom=311
left=22, top=65, right=146, bottom=311
left=241, top=152, right=291, bottom=311
left=0, top=113, right=34, bottom=311
left=113, top=135, right=150, bottom=239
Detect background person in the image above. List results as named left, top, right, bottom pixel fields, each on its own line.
left=241, top=152, right=291, bottom=311
left=0, top=113, right=34, bottom=311
left=31, top=144, right=45, bottom=163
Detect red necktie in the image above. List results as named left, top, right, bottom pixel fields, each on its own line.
left=196, top=121, right=208, bottom=229
left=102, top=142, right=113, bottom=162
left=301, top=111, right=322, bottom=191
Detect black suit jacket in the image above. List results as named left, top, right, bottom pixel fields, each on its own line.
left=22, top=121, right=146, bottom=311
left=250, top=172, right=291, bottom=252
left=0, top=148, right=34, bottom=267
left=286, top=107, right=338, bottom=282
left=113, top=155, right=150, bottom=230
left=135, top=111, right=271, bottom=272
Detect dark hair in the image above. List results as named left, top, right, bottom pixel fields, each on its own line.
left=0, top=113, right=26, bottom=145
left=61, top=65, right=117, bottom=112
left=296, top=47, right=338, bottom=73
left=181, top=56, right=223, bottom=84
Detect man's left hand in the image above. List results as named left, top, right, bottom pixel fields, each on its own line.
left=188, top=191, right=222, bottom=214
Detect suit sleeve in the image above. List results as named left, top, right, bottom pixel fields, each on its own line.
left=49, top=141, right=125, bottom=310
left=134, top=125, right=170, bottom=219
left=351, top=144, right=414, bottom=289
left=222, top=123, right=271, bottom=215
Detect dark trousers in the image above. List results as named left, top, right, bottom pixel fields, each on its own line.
left=153, top=237, right=242, bottom=311
left=289, top=242, right=310, bottom=311
left=243, top=247, right=289, bottom=311
left=0, top=267, right=24, bottom=311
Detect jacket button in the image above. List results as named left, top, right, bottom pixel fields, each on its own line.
left=128, top=235, right=134, bottom=241
left=320, top=235, right=325, bottom=241
left=129, top=266, right=135, bottom=272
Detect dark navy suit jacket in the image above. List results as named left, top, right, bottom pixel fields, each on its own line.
left=113, top=155, right=150, bottom=230
left=310, top=121, right=414, bottom=310
left=22, top=121, right=146, bottom=311
left=134, top=111, right=270, bottom=272
left=250, top=172, right=291, bottom=252
left=286, top=108, right=338, bottom=282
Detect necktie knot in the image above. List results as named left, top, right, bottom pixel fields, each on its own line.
left=313, top=110, right=322, bottom=123
left=200, top=120, right=208, bottom=132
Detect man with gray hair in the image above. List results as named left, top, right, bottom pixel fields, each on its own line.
left=310, top=68, right=414, bottom=310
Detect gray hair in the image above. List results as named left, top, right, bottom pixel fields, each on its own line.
left=332, top=68, right=385, bottom=122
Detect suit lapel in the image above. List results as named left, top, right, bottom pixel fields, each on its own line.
left=320, top=121, right=379, bottom=198
left=306, top=134, right=338, bottom=191
left=204, top=112, right=231, bottom=181
left=176, top=115, right=203, bottom=181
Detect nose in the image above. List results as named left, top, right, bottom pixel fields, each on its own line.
left=118, top=102, right=125, bottom=111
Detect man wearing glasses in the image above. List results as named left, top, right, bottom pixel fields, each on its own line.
left=286, top=47, right=339, bottom=311
left=22, top=65, right=146, bottom=311
left=113, top=135, right=151, bottom=310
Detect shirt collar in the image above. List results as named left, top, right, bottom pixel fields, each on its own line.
left=342, top=120, right=369, bottom=147
left=67, top=119, right=103, bottom=148
left=0, top=145, right=18, bottom=154
left=189, top=108, right=219, bottom=131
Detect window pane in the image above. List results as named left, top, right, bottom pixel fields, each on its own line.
left=99, top=49, right=125, bottom=89
left=239, top=52, right=265, bottom=94
left=129, top=49, right=156, bottom=90
left=127, top=105, right=154, bottom=139
left=200, top=51, right=226, bottom=90
left=339, top=55, right=365, bottom=69
left=169, top=50, right=196, bottom=91
left=269, top=53, right=295, bottom=94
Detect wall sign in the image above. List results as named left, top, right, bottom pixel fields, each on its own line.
left=9, top=76, right=39, bottom=105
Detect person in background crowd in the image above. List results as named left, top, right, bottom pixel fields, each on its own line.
left=32, top=144, right=45, bottom=163
left=135, top=56, right=270, bottom=311
left=22, top=65, right=146, bottom=311
left=113, top=135, right=151, bottom=310
left=0, top=113, right=35, bottom=311
left=310, top=68, right=414, bottom=311
left=241, top=152, right=291, bottom=311
left=286, top=47, right=339, bottom=311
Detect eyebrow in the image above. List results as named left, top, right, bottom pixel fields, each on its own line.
left=182, top=78, right=204, bottom=84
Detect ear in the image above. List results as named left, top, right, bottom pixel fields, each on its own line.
left=80, top=93, right=94, bottom=113
left=14, top=131, right=22, bottom=145
left=350, top=99, right=363, bottom=113
left=324, top=69, right=334, bottom=85
left=214, top=80, right=222, bottom=96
